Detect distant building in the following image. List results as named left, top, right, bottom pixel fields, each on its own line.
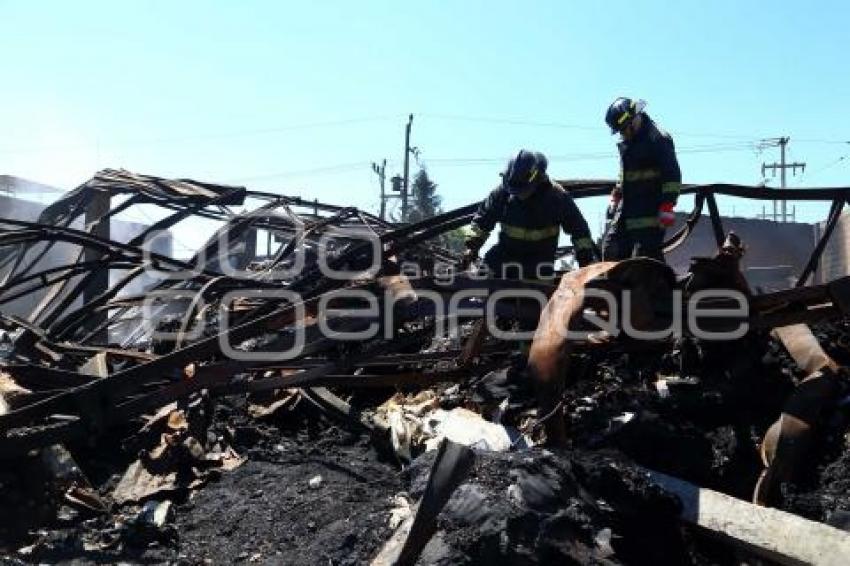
left=664, top=213, right=818, bottom=292
left=0, top=175, right=64, bottom=198
left=814, top=210, right=850, bottom=284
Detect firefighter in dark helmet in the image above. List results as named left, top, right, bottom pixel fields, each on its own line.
left=462, top=149, right=599, bottom=279
left=601, top=98, right=682, bottom=262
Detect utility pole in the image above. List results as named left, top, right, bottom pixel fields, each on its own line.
left=761, top=137, right=806, bottom=222
left=402, top=114, right=413, bottom=223
left=372, top=159, right=387, bottom=220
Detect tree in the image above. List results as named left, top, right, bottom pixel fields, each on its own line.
left=441, top=227, right=468, bottom=253
left=407, top=168, right=442, bottom=223
left=397, top=168, right=466, bottom=253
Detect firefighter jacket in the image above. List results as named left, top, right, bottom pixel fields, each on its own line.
left=465, top=178, right=597, bottom=270
left=612, top=116, right=682, bottom=231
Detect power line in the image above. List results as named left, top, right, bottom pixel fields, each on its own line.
left=417, top=112, right=850, bottom=145
left=225, top=141, right=763, bottom=185
left=0, top=115, right=404, bottom=155
left=800, top=152, right=850, bottom=182
left=420, top=142, right=761, bottom=168
left=420, top=113, right=599, bottom=132
left=226, top=161, right=375, bottom=183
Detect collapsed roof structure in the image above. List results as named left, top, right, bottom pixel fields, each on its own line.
left=3, top=169, right=850, bottom=564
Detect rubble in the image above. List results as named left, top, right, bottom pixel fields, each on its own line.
left=2, top=169, right=850, bottom=563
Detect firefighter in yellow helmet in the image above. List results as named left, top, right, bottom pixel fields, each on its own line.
left=602, top=98, right=682, bottom=262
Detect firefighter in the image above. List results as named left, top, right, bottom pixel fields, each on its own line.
left=461, top=149, right=598, bottom=280
left=601, top=98, right=682, bottom=262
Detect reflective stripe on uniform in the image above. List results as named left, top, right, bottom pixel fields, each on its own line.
left=623, top=169, right=660, bottom=182
left=502, top=224, right=559, bottom=241
left=573, top=236, right=595, bottom=250
left=625, top=216, right=660, bottom=230
left=662, top=181, right=681, bottom=194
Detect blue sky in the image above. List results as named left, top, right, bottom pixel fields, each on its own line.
left=2, top=0, right=849, bottom=251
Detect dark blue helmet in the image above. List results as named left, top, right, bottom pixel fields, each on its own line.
left=501, top=150, right=548, bottom=195
left=605, top=97, right=646, bottom=134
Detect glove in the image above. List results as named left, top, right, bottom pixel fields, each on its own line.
left=606, top=187, right=622, bottom=220
left=658, top=202, right=675, bottom=228
left=458, top=248, right=478, bottom=270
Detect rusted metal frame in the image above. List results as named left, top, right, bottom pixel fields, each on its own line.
left=0, top=311, right=53, bottom=344
left=246, top=204, right=476, bottom=303
left=2, top=228, right=219, bottom=330
left=681, top=287, right=841, bottom=332
left=78, top=275, right=291, bottom=346
left=244, top=191, right=391, bottom=221
left=6, top=285, right=403, bottom=424
left=260, top=207, right=360, bottom=278
left=795, top=198, right=846, bottom=288
left=560, top=181, right=850, bottom=202
left=238, top=345, right=511, bottom=373
left=0, top=313, right=66, bottom=364
left=232, top=321, right=445, bottom=375
left=247, top=364, right=506, bottom=390
left=701, top=184, right=850, bottom=201
left=38, top=255, right=151, bottom=333
left=0, top=229, right=70, bottom=247
left=750, top=284, right=830, bottom=311
left=246, top=192, right=350, bottom=213
left=185, top=198, right=314, bottom=273
left=3, top=308, right=370, bottom=443
left=380, top=203, right=479, bottom=244
left=78, top=169, right=247, bottom=205
left=2, top=364, right=96, bottom=391
left=78, top=289, right=199, bottom=346
left=351, top=208, right=458, bottom=265
left=211, top=362, right=342, bottom=395
left=411, top=273, right=557, bottom=295
left=49, top=264, right=153, bottom=341
left=704, top=191, right=726, bottom=248
left=82, top=276, right=288, bottom=345
left=751, top=305, right=841, bottom=330
left=2, top=193, right=136, bottom=308
left=14, top=217, right=190, bottom=330
left=83, top=277, right=285, bottom=312
left=0, top=219, right=218, bottom=280
left=298, top=386, right=376, bottom=432
left=43, top=343, right=156, bottom=362
left=0, top=196, right=89, bottom=286
left=0, top=260, right=144, bottom=306
left=383, top=215, right=476, bottom=257
left=171, top=211, right=356, bottom=330
left=29, top=246, right=90, bottom=326
left=226, top=221, right=383, bottom=320
left=111, top=361, right=250, bottom=422
left=0, top=211, right=475, bottom=438
left=663, top=192, right=706, bottom=253
left=170, top=275, right=228, bottom=349
left=0, top=319, right=440, bottom=451
left=126, top=189, right=245, bottom=247
left=143, top=198, right=233, bottom=222
left=0, top=286, right=330, bottom=433
left=0, top=420, right=84, bottom=458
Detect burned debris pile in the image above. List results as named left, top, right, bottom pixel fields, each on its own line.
left=3, top=169, right=850, bottom=564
